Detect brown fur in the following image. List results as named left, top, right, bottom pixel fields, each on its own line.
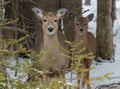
left=37, top=11, right=69, bottom=76
left=74, top=15, right=96, bottom=89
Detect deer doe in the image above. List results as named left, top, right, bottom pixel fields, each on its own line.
left=73, top=14, right=96, bottom=89
left=32, top=7, right=69, bottom=78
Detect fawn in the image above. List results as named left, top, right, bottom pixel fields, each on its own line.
left=73, top=13, right=96, bottom=89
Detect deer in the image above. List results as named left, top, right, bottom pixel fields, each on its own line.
left=32, top=7, right=70, bottom=80
left=72, top=13, right=96, bottom=89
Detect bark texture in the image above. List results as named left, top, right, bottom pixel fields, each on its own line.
left=96, top=0, right=113, bottom=60
left=111, top=0, right=116, bottom=26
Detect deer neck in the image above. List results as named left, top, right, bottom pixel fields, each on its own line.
left=43, top=33, right=59, bottom=51
left=74, top=31, right=88, bottom=53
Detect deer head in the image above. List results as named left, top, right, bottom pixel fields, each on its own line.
left=74, top=14, right=94, bottom=36
left=32, top=7, right=67, bottom=36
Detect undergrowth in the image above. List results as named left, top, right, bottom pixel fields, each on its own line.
left=0, top=39, right=111, bottom=89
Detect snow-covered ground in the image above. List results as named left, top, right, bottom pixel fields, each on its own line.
left=6, top=0, right=120, bottom=89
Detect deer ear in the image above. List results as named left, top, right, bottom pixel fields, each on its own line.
left=56, top=8, right=68, bottom=18
left=32, top=7, right=44, bottom=19
left=87, top=13, right=94, bottom=22
left=69, top=13, right=76, bottom=20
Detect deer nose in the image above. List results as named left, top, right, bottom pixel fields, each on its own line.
left=79, top=28, right=84, bottom=32
left=48, top=27, right=53, bottom=32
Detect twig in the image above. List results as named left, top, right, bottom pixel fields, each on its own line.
left=0, top=0, right=11, bottom=6
left=82, top=9, right=90, bottom=14
left=95, top=82, right=120, bottom=89
left=0, top=18, right=19, bottom=26
left=1, top=26, right=27, bottom=34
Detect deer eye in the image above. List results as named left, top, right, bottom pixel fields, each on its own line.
left=84, top=23, right=87, bottom=25
left=54, top=19, right=58, bottom=22
left=43, top=19, right=47, bottom=22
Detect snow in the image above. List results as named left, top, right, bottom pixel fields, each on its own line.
left=6, top=0, right=120, bottom=89
left=82, top=0, right=120, bottom=88
left=65, top=0, right=120, bottom=88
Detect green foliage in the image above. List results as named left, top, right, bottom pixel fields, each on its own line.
left=0, top=37, right=111, bottom=89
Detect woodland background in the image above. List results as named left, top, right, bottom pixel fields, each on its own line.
left=0, top=0, right=119, bottom=89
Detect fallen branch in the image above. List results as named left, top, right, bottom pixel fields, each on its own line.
left=95, top=82, right=120, bottom=89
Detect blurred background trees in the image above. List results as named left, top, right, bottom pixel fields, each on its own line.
left=1, top=0, right=116, bottom=60
left=0, top=0, right=117, bottom=88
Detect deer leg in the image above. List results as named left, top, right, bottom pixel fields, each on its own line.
left=82, top=58, right=91, bottom=89
left=43, top=74, right=51, bottom=84
left=85, top=71, right=91, bottom=89
left=81, top=70, right=91, bottom=89
left=79, top=72, right=85, bottom=89
left=77, top=71, right=82, bottom=89
left=77, top=68, right=91, bottom=89
left=77, top=79, right=80, bottom=89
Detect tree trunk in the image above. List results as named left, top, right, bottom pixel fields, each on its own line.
left=96, top=0, right=113, bottom=60
left=85, top=0, right=91, bottom=5
left=0, top=0, right=7, bottom=79
left=111, top=0, right=116, bottom=26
